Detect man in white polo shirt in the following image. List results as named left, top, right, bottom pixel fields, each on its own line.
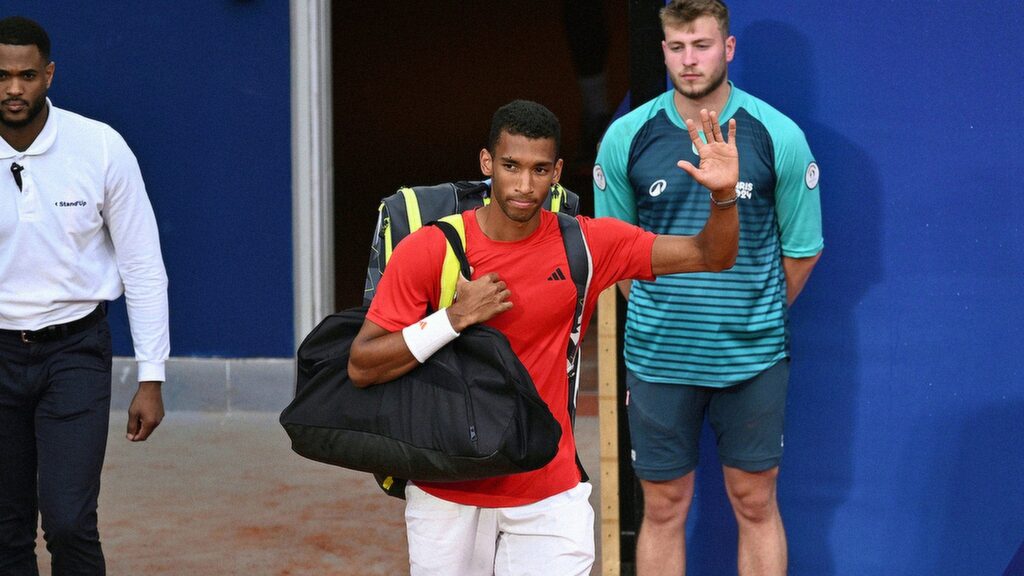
left=0, top=16, right=169, bottom=575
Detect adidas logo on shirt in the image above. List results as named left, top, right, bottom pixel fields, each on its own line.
left=547, top=267, right=567, bottom=281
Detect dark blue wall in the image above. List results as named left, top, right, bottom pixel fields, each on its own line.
left=680, top=1, right=1024, bottom=574
left=10, top=1, right=293, bottom=357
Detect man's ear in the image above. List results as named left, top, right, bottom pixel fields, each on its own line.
left=479, top=148, right=494, bottom=176
left=45, top=61, right=55, bottom=89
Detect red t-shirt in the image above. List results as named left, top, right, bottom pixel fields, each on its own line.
left=367, top=209, right=656, bottom=507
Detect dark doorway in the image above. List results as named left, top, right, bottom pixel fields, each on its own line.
left=331, top=1, right=629, bottom=309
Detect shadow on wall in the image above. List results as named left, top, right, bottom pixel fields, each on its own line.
left=682, top=20, right=883, bottom=575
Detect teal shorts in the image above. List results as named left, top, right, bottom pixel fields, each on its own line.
left=626, top=358, right=789, bottom=480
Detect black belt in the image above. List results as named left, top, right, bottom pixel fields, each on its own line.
left=0, top=305, right=106, bottom=344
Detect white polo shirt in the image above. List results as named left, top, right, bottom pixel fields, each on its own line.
left=0, top=99, right=169, bottom=382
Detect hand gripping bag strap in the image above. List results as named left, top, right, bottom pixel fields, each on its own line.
left=433, top=214, right=589, bottom=350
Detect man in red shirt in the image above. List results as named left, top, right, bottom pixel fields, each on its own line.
left=348, top=100, right=738, bottom=575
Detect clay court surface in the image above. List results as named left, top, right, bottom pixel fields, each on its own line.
left=34, top=411, right=603, bottom=575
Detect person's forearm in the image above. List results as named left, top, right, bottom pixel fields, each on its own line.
left=349, top=308, right=463, bottom=387
left=783, top=252, right=822, bottom=305
left=650, top=201, right=738, bottom=276
left=694, top=197, right=739, bottom=272
left=348, top=330, right=421, bottom=388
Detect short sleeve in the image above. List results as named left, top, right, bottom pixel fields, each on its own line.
left=580, top=216, right=657, bottom=295
left=366, top=226, right=447, bottom=331
left=594, top=120, right=638, bottom=224
left=773, top=128, right=824, bottom=257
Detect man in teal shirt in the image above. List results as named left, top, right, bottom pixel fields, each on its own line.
left=594, top=1, right=823, bottom=574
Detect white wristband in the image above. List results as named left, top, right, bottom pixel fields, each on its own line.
left=402, top=309, right=460, bottom=363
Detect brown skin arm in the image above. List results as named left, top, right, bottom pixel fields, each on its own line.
left=783, top=251, right=822, bottom=305
left=126, top=381, right=164, bottom=441
left=650, top=200, right=738, bottom=275
left=346, top=321, right=420, bottom=388
left=348, top=272, right=513, bottom=388
left=650, top=109, right=739, bottom=277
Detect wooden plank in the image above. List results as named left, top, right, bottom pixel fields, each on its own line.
left=598, top=286, right=620, bottom=575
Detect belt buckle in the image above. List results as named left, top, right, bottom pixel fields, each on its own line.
left=20, top=330, right=35, bottom=344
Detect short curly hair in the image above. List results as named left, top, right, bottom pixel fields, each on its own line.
left=0, top=16, right=51, bottom=61
left=488, top=100, right=561, bottom=154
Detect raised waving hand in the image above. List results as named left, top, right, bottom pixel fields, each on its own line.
left=677, top=109, right=739, bottom=197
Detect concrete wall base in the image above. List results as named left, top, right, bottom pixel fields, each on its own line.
left=113, top=357, right=295, bottom=413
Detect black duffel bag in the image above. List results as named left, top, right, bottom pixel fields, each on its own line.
left=279, top=304, right=562, bottom=486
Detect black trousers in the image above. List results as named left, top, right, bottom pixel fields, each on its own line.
left=0, top=318, right=112, bottom=576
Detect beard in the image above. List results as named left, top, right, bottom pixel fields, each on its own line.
left=1, top=92, right=47, bottom=129
left=673, top=60, right=728, bottom=101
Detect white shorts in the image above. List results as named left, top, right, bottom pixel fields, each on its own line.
left=405, top=482, right=595, bottom=576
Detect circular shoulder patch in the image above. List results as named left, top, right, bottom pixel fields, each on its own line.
left=804, top=162, right=820, bottom=189
left=593, top=164, right=607, bottom=191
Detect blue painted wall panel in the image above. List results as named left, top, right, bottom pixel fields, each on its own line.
left=681, top=1, right=1024, bottom=574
